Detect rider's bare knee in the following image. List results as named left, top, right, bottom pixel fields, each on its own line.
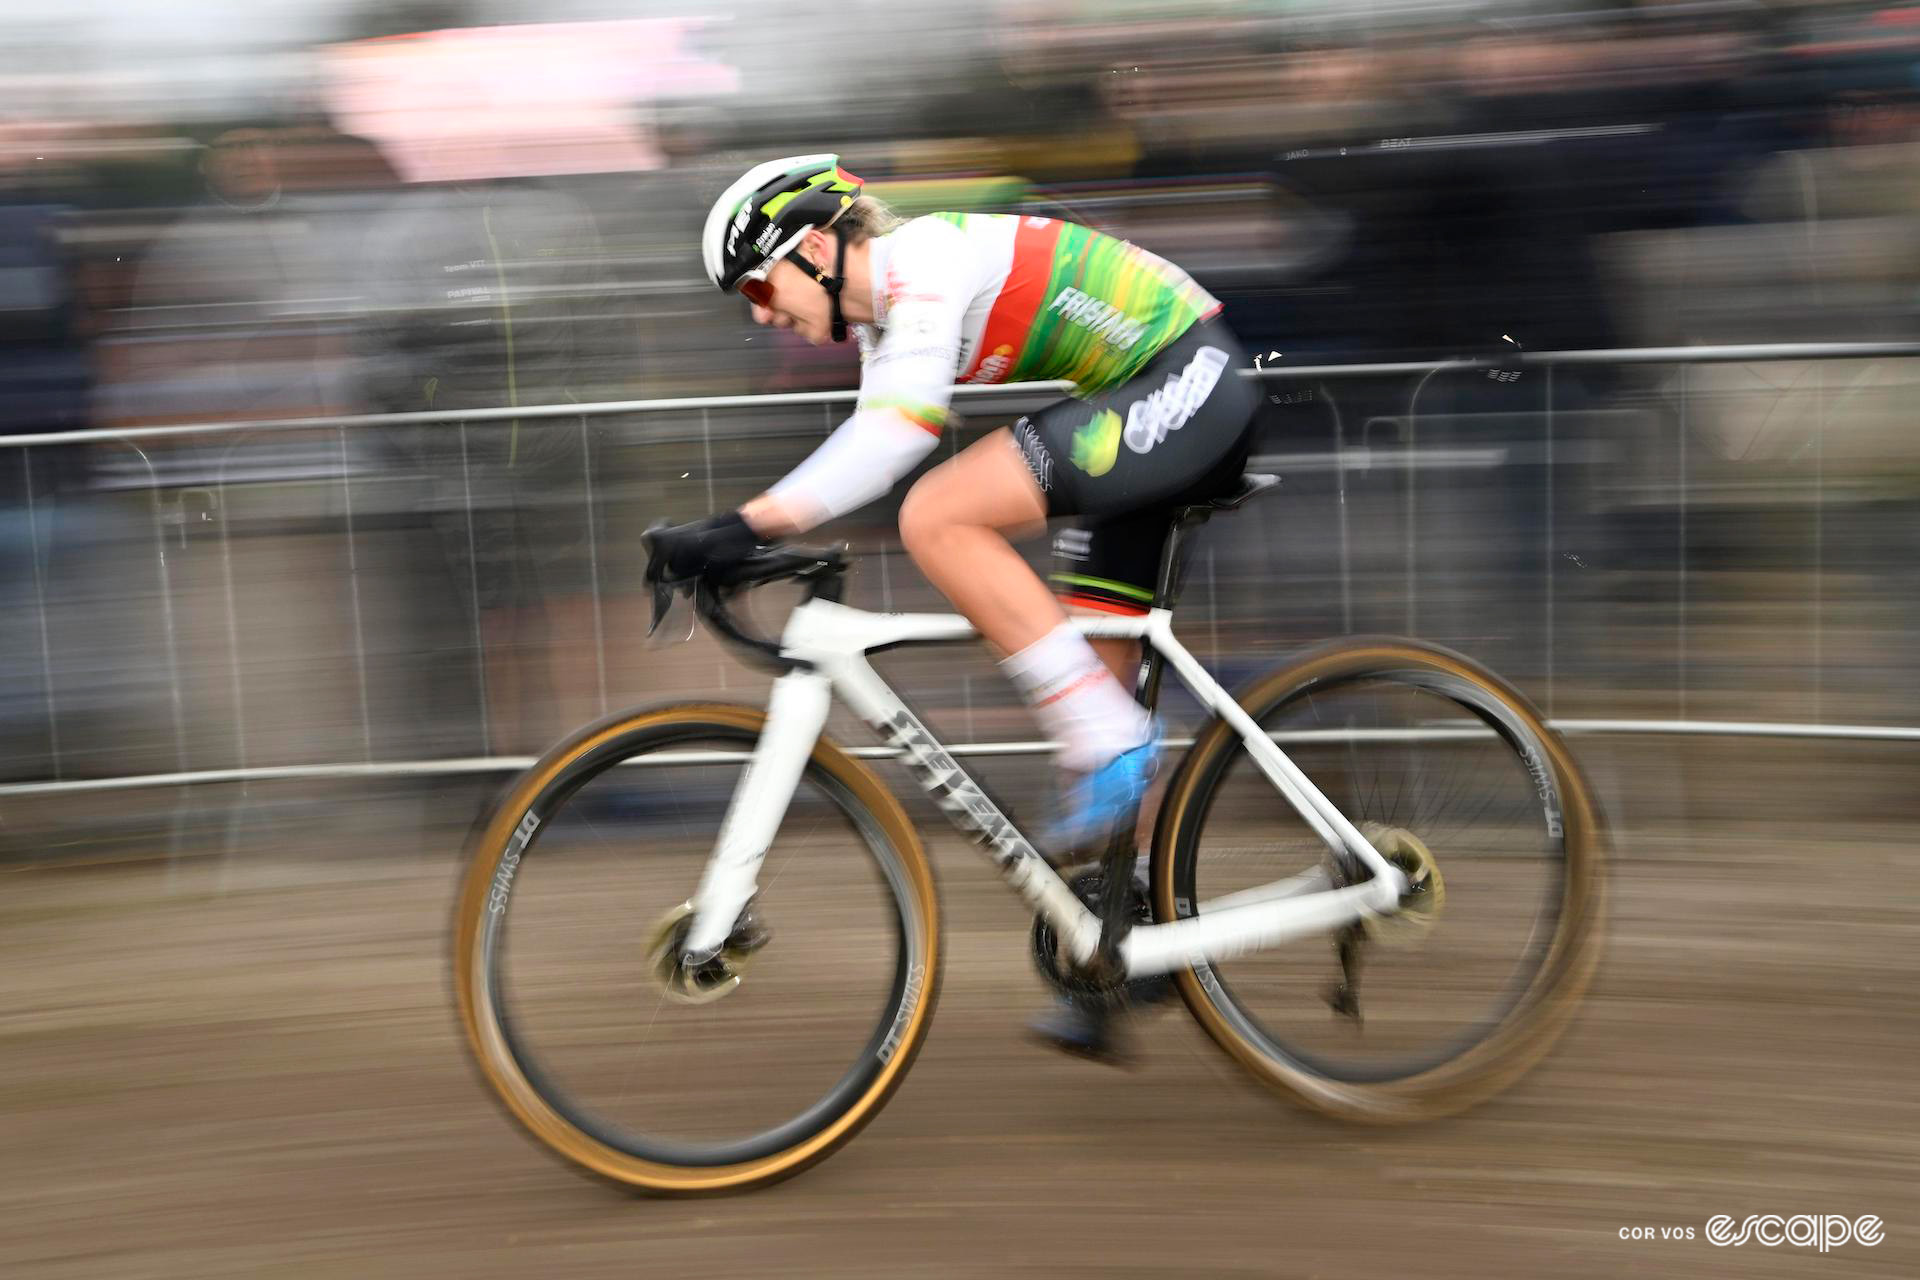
left=897, top=473, right=955, bottom=558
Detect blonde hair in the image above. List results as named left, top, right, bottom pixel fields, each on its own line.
left=833, top=194, right=905, bottom=244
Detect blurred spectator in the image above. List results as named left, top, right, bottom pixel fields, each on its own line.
left=612, top=106, right=761, bottom=398
left=358, top=179, right=620, bottom=756
left=1607, top=41, right=1920, bottom=471
left=108, top=123, right=369, bottom=429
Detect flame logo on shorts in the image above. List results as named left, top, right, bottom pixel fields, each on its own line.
left=1069, top=409, right=1122, bottom=477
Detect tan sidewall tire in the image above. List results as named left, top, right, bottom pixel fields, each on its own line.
left=1150, top=638, right=1605, bottom=1124
left=453, top=703, right=940, bottom=1193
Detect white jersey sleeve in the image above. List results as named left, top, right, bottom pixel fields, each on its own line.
left=764, top=217, right=974, bottom=531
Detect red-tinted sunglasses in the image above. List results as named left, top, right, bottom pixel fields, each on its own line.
left=738, top=274, right=775, bottom=308
left=739, top=247, right=833, bottom=310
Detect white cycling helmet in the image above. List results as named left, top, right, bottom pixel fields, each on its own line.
left=701, top=153, right=863, bottom=294
left=701, top=153, right=865, bottom=343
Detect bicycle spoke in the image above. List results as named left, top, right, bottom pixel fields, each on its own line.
left=467, top=717, right=930, bottom=1176
left=620, top=983, right=677, bottom=1108
left=1173, top=657, right=1577, bottom=1086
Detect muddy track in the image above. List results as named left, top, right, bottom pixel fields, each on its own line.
left=1, top=812, right=1912, bottom=1278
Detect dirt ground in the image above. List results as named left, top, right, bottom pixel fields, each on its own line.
left=2, top=754, right=1915, bottom=1279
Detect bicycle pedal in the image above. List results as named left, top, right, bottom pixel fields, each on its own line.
left=1324, top=979, right=1363, bottom=1025
left=1027, top=997, right=1135, bottom=1068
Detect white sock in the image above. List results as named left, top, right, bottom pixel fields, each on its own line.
left=1001, top=622, right=1151, bottom=772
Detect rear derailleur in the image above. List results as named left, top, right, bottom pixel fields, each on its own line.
left=1321, top=822, right=1447, bottom=1025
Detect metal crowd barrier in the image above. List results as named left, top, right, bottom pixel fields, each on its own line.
left=2, top=342, right=1917, bottom=804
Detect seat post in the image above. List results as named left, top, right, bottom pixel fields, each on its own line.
left=1154, top=515, right=1202, bottom=609
left=1135, top=510, right=1209, bottom=712
left=1129, top=471, right=1277, bottom=712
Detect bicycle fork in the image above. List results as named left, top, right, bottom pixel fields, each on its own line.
left=681, top=671, right=833, bottom=959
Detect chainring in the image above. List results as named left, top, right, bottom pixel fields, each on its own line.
left=1029, top=869, right=1175, bottom=1009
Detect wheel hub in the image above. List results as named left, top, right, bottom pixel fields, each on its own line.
left=645, top=901, right=767, bottom=1004
left=1356, top=822, right=1446, bottom=946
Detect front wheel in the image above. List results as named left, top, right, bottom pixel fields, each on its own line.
left=453, top=703, right=940, bottom=1194
left=1151, top=638, right=1604, bottom=1122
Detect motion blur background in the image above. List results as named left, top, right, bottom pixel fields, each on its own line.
left=2, top=1, right=1915, bottom=1275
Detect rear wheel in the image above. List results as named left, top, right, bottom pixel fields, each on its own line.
left=1152, top=638, right=1603, bottom=1122
left=454, top=703, right=939, bottom=1193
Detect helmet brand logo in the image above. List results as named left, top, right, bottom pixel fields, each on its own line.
left=725, top=202, right=750, bottom=257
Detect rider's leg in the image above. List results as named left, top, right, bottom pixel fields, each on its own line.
left=893, top=430, right=1052, bottom=651
left=1048, top=515, right=1167, bottom=692
left=901, top=439, right=1160, bottom=1061
left=898, top=429, right=1152, bottom=774
left=1087, top=635, right=1143, bottom=688
left=1070, top=620, right=1166, bottom=853
left=1049, top=514, right=1170, bottom=833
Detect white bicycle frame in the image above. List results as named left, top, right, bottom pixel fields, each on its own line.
left=682, top=597, right=1410, bottom=975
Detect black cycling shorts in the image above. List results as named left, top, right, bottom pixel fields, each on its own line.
left=1011, top=315, right=1260, bottom=615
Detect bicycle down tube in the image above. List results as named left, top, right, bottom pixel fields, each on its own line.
left=685, top=597, right=1407, bottom=976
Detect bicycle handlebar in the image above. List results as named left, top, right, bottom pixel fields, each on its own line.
left=643, top=526, right=848, bottom=671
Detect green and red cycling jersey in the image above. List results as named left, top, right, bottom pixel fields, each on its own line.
left=856, top=212, right=1221, bottom=433
left=766, top=211, right=1222, bottom=528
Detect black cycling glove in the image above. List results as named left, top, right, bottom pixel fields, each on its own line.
left=648, top=510, right=769, bottom=583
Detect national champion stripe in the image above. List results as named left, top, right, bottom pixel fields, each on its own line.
left=1056, top=591, right=1150, bottom=617
left=862, top=397, right=948, bottom=435
left=889, top=211, right=1222, bottom=403
left=951, top=215, right=1218, bottom=395
left=1049, top=572, right=1155, bottom=603
left=1033, top=665, right=1118, bottom=708
left=960, top=216, right=1062, bottom=383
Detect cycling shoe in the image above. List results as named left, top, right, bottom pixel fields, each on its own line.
left=1044, top=729, right=1161, bottom=857
left=1027, top=994, right=1132, bottom=1067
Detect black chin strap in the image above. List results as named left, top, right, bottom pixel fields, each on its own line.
left=828, top=229, right=850, bottom=343
left=799, top=229, right=851, bottom=344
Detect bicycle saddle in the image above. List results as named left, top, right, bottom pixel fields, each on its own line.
left=1174, top=471, right=1279, bottom=525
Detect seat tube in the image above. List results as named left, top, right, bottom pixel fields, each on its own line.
left=1137, top=518, right=1196, bottom=711
left=684, top=669, right=833, bottom=954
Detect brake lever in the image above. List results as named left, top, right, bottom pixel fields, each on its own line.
left=642, top=521, right=685, bottom=638
left=647, top=575, right=675, bottom=637
left=647, top=585, right=697, bottom=645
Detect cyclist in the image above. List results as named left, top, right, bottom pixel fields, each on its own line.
left=651, top=154, right=1261, bottom=1057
